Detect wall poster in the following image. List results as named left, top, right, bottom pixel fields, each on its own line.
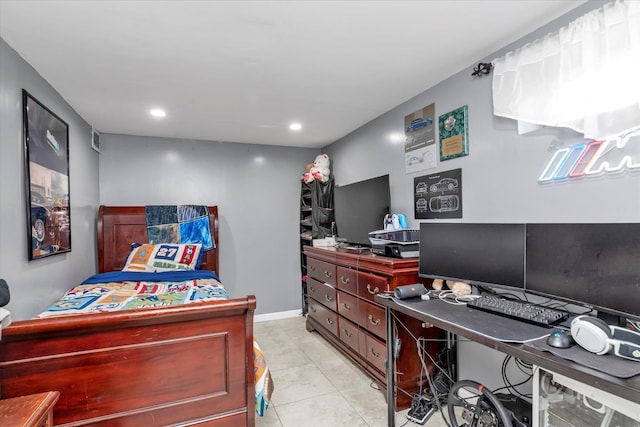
left=439, top=105, right=469, bottom=161
left=414, top=168, right=462, bottom=219
left=23, top=90, right=71, bottom=260
left=404, top=103, right=437, bottom=173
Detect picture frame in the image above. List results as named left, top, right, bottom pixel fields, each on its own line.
left=413, top=168, right=462, bottom=219
left=91, top=127, right=100, bottom=153
left=439, top=105, right=469, bottom=161
left=23, top=89, right=72, bottom=260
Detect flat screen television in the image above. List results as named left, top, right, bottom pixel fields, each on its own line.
left=334, top=174, right=390, bottom=247
left=525, top=223, right=640, bottom=323
left=419, top=223, right=526, bottom=290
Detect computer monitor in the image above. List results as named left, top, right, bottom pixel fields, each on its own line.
left=334, top=175, right=390, bottom=247
left=419, top=223, right=526, bottom=290
left=526, top=223, right=640, bottom=323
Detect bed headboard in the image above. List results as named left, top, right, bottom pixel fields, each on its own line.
left=97, top=205, right=219, bottom=275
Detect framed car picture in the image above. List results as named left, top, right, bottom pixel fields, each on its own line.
left=414, top=168, right=462, bottom=219
left=23, top=89, right=72, bottom=260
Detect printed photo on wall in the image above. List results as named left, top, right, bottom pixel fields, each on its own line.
left=439, top=105, right=469, bottom=161
left=404, top=103, right=437, bottom=173
left=414, top=168, right=462, bottom=219
left=23, top=89, right=72, bottom=260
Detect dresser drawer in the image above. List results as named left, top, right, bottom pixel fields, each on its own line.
left=308, top=299, right=338, bottom=336
left=307, top=277, right=337, bottom=311
left=336, top=266, right=358, bottom=294
left=338, top=317, right=360, bottom=353
left=359, top=301, right=386, bottom=339
left=337, top=291, right=358, bottom=323
left=307, top=258, right=336, bottom=286
left=357, top=270, right=388, bottom=303
left=362, top=332, right=387, bottom=374
left=303, top=245, right=441, bottom=411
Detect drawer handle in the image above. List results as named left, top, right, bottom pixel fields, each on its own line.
left=309, top=286, right=315, bottom=293
left=367, top=284, right=380, bottom=295
left=368, top=314, right=380, bottom=326
left=324, top=270, right=333, bottom=278
left=309, top=265, right=316, bottom=271
left=310, top=306, right=317, bottom=313
left=326, top=318, right=334, bottom=325
left=369, top=347, right=381, bottom=358
left=324, top=294, right=333, bottom=302
left=342, top=303, right=352, bottom=310
left=342, top=329, right=353, bottom=338
left=340, top=276, right=350, bottom=285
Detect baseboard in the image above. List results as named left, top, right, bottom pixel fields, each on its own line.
left=254, top=309, right=303, bottom=323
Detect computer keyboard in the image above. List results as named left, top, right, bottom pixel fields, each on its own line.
left=466, top=295, right=569, bottom=328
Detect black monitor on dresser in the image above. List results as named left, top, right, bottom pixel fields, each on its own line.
left=419, top=222, right=526, bottom=290
left=525, top=223, right=640, bottom=324
left=334, top=174, right=390, bottom=247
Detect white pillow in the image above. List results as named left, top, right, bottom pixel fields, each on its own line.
left=122, top=243, right=204, bottom=272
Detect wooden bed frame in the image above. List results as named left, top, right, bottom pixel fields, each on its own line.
left=0, top=205, right=257, bottom=426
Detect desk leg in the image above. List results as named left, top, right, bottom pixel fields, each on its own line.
left=385, top=305, right=395, bottom=427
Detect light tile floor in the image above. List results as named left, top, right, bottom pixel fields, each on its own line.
left=255, top=315, right=450, bottom=427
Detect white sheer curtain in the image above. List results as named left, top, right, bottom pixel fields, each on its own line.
left=492, top=0, right=640, bottom=140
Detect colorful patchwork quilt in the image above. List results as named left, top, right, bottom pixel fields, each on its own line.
left=36, top=270, right=273, bottom=416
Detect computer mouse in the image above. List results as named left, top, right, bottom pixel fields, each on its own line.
left=546, top=330, right=575, bottom=349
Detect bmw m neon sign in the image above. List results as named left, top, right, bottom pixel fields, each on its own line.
left=538, top=129, right=640, bottom=182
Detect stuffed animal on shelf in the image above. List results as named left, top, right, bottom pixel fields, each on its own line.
left=301, top=163, right=314, bottom=184
left=301, top=154, right=331, bottom=183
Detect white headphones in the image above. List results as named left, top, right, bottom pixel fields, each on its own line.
left=570, top=315, right=640, bottom=362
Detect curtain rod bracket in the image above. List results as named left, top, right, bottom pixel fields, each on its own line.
left=472, top=62, right=493, bottom=77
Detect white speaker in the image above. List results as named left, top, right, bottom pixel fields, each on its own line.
left=570, top=315, right=640, bottom=362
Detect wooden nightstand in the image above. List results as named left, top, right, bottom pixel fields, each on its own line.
left=0, top=391, right=59, bottom=427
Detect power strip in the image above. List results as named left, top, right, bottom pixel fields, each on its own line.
left=406, top=395, right=437, bottom=425
left=407, top=406, right=436, bottom=424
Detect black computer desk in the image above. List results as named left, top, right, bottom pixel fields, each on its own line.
left=375, top=294, right=640, bottom=426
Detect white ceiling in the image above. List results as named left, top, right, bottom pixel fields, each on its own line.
left=0, top=0, right=585, bottom=149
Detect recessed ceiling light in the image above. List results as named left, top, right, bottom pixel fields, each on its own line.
left=150, top=109, right=166, bottom=118
left=289, top=122, right=302, bottom=131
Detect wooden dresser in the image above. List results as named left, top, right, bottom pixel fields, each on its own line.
left=0, top=391, right=59, bottom=427
left=304, top=246, right=444, bottom=409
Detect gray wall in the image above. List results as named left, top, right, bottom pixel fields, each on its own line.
left=1, top=34, right=319, bottom=319
left=0, top=38, right=100, bottom=320
left=99, top=134, right=318, bottom=315
left=327, top=1, right=638, bottom=225
left=324, top=0, right=639, bottom=391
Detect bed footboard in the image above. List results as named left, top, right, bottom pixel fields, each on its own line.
left=0, top=296, right=256, bottom=427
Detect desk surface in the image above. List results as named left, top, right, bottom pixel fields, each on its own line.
left=376, top=295, right=640, bottom=405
